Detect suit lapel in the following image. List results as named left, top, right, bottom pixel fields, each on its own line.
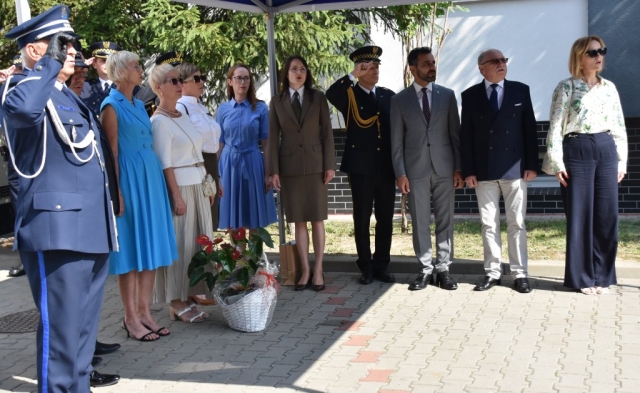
left=299, top=89, right=311, bottom=122
left=494, top=80, right=512, bottom=123
left=281, top=94, right=298, bottom=125
left=405, top=86, right=428, bottom=127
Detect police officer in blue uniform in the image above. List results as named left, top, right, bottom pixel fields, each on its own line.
left=3, top=5, right=119, bottom=391
left=326, top=46, right=397, bottom=285
left=80, top=41, right=121, bottom=117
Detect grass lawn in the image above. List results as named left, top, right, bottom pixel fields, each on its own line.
left=265, top=217, right=640, bottom=261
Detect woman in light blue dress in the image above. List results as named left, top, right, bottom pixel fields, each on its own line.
left=216, top=63, right=277, bottom=230
left=101, top=51, right=177, bottom=341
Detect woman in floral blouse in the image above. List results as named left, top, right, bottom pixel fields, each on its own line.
left=544, top=35, right=627, bottom=295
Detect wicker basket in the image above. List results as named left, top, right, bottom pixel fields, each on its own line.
left=215, top=286, right=277, bottom=332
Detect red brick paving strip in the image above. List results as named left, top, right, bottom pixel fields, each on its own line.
left=330, top=308, right=358, bottom=317
left=351, top=351, right=384, bottom=363
left=318, top=286, right=341, bottom=294
left=360, top=369, right=395, bottom=382
left=342, top=335, right=375, bottom=346
left=323, top=297, right=348, bottom=305
left=335, top=321, right=363, bottom=331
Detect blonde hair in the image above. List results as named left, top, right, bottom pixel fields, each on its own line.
left=569, top=35, right=606, bottom=78
left=106, top=51, right=139, bottom=84
left=149, top=64, right=175, bottom=95
left=176, top=62, right=199, bottom=81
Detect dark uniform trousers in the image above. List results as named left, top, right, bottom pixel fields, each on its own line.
left=561, top=132, right=618, bottom=289
left=326, top=75, right=397, bottom=275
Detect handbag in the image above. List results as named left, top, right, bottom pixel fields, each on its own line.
left=202, top=173, right=216, bottom=197
left=278, top=240, right=302, bottom=286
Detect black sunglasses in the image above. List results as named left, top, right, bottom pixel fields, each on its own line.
left=186, top=75, right=207, bottom=83
left=164, top=77, right=184, bottom=85
left=585, top=47, right=607, bottom=58
left=480, top=57, right=509, bottom=66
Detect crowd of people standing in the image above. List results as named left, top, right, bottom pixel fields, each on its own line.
left=0, top=4, right=628, bottom=393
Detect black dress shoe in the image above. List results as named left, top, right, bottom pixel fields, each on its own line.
left=474, top=276, right=501, bottom=291
left=359, top=271, right=373, bottom=285
left=513, top=277, right=532, bottom=293
left=8, top=264, right=25, bottom=277
left=373, top=269, right=395, bottom=283
left=408, top=272, right=432, bottom=291
left=91, top=357, right=102, bottom=367
left=89, top=370, right=120, bottom=387
left=294, top=273, right=313, bottom=291
left=95, top=341, right=121, bottom=356
left=434, top=271, right=458, bottom=290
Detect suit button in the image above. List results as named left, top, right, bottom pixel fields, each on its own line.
left=141, top=130, right=145, bottom=134
left=55, top=204, right=61, bottom=210
left=377, top=112, right=380, bottom=115
left=143, top=143, right=147, bottom=148
left=299, top=144, right=302, bottom=147
left=69, top=119, right=74, bottom=123
left=427, top=144, right=431, bottom=147
left=36, top=65, right=42, bottom=71
left=489, top=130, right=493, bottom=133
left=490, top=147, right=493, bottom=150
left=377, top=148, right=380, bottom=151
left=505, top=148, right=508, bottom=151
left=506, top=130, right=509, bottom=133
left=106, top=182, right=109, bottom=187
left=352, top=145, right=355, bottom=148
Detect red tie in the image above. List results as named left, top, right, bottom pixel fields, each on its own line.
left=421, top=87, right=431, bottom=123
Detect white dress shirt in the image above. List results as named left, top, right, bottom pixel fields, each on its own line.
left=289, top=86, right=304, bottom=104
left=177, top=96, right=221, bottom=154
left=413, top=81, right=432, bottom=111
left=484, top=79, right=504, bottom=109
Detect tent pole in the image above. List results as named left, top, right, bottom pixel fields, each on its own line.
left=266, top=3, right=286, bottom=246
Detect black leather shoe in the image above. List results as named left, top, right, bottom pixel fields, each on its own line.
left=8, top=264, right=25, bottom=277
left=513, top=277, right=532, bottom=293
left=91, top=357, right=102, bottom=367
left=359, top=271, right=373, bottom=285
left=89, top=370, right=120, bottom=387
left=373, top=269, right=395, bottom=283
left=474, top=276, right=501, bottom=291
left=408, top=273, right=432, bottom=291
left=95, top=341, right=121, bottom=356
left=434, top=271, right=458, bottom=290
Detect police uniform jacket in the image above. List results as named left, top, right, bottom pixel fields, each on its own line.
left=460, top=79, right=538, bottom=181
left=80, top=78, right=110, bottom=117
left=2, top=56, right=117, bottom=252
left=326, top=75, right=395, bottom=178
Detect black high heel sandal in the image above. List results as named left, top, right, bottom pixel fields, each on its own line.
left=122, top=318, right=159, bottom=342
left=294, top=272, right=313, bottom=291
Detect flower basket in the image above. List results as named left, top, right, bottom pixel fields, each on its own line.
left=188, top=227, right=280, bottom=332
left=215, top=286, right=277, bottom=332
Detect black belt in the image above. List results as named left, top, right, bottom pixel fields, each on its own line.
left=565, top=130, right=611, bottom=138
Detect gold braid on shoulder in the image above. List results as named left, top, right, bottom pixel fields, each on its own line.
left=346, top=87, right=381, bottom=139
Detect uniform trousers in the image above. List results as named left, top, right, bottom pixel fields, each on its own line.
left=560, top=132, right=618, bottom=289
left=475, top=179, right=528, bottom=279
left=408, top=163, right=455, bottom=274
left=348, top=172, right=396, bottom=274
left=21, top=250, right=108, bottom=393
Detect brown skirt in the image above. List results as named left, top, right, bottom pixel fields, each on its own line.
left=280, top=173, right=328, bottom=223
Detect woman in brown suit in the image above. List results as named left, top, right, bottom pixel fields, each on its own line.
left=268, top=56, right=336, bottom=291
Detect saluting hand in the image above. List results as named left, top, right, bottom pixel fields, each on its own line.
left=45, top=32, right=76, bottom=65
left=351, top=61, right=373, bottom=79
left=0, top=66, right=16, bottom=83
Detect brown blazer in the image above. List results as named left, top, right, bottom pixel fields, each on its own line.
left=267, top=88, right=336, bottom=176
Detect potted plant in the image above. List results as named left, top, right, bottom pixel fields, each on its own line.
left=188, top=227, right=279, bottom=332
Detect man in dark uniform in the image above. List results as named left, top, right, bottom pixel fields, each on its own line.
left=326, top=46, right=397, bottom=285
left=3, top=5, right=120, bottom=391
left=134, top=50, right=183, bottom=116
left=80, top=41, right=121, bottom=117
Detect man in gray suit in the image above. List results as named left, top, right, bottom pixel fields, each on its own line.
left=390, top=47, right=463, bottom=291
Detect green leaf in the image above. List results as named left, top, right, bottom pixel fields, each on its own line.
left=189, top=267, right=206, bottom=287
left=237, top=268, right=250, bottom=287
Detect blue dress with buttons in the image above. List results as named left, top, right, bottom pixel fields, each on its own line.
left=102, top=89, right=177, bottom=274
left=216, top=98, right=277, bottom=229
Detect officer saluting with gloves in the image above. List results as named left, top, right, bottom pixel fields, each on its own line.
left=2, top=5, right=118, bottom=392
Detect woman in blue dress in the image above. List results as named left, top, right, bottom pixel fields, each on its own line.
left=216, top=63, right=277, bottom=230
left=101, top=51, right=177, bottom=341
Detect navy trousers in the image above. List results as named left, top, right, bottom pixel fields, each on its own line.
left=561, top=132, right=618, bottom=289
left=348, top=172, right=396, bottom=274
left=22, top=250, right=108, bottom=393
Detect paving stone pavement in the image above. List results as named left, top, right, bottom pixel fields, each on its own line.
left=1, top=250, right=639, bottom=393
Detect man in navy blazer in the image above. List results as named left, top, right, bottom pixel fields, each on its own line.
left=460, top=49, right=538, bottom=294
left=3, top=5, right=119, bottom=391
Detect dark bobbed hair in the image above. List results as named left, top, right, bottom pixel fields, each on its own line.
left=407, top=47, right=433, bottom=66
left=279, top=55, right=315, bottom=101
left=226, top=63, right=257, bottom=110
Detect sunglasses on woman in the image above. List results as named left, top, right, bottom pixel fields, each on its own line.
left=185, top=75, right=207, bottom=83
left=585, top=47, right=607, bottom=58
left=164, top=77, right=184, bottom=85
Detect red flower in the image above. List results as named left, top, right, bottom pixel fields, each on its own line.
left=196, top=234, right=211, bottom=246
left=220, top=243, right=232, bottom=250
left=203, top=243, right=214, bottom=254
left=213, top=237, right=224, bottom=244
left=232, top=228, right=246, bottom=241
left=232, top=249, right=242, bottom=261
